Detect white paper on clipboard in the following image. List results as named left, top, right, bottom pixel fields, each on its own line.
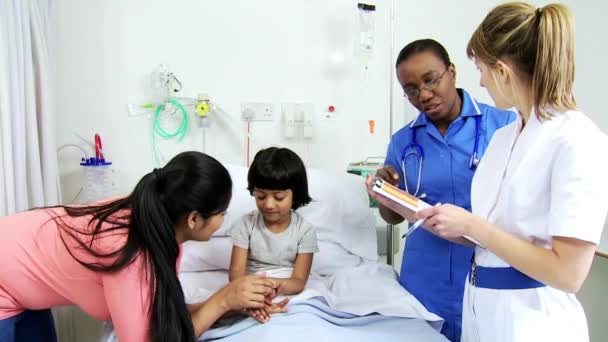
left=372, top=177, right=485, bottom=247
left=370, top=177, right=430, bottom=212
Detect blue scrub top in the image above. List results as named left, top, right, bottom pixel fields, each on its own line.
left=384, top=89, right=515, bottom=342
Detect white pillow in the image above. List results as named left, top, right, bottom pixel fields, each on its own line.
left=297, top=169, right=377, bottom=261
left=180, top=237, right=232, bottom=272
left=180, top=237, right=365, bottom=276
left=179, top=270, right=229, bottom=304
left=212, top=164, right=256, bottom=236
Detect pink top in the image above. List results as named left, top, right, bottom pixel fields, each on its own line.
left=0, top=207, right=183, bottom=342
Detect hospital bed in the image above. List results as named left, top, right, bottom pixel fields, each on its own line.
left=96, top=165, right=446, bottom=341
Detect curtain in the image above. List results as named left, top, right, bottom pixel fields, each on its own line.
left=0, top=0, right=60, bottom=215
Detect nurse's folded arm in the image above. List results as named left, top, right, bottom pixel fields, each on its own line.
left=418, top=204, right=596, bottom=293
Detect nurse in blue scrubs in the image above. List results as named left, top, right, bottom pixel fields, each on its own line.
left=377, top=39, right=515, bottom=342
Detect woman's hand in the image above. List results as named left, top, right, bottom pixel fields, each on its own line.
left=191, top=275, right=279, bottom=336
left=416, top=204, right=476, bottom=239
left=219, top=274, right=277, bottom=311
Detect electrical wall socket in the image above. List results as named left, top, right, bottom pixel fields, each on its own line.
left=281, top=102, right=315, bottom=139
left=241, top=102, right=275, bottom=121
left=303, top=111, right=314, bottom=139
left=292, top=103, right=314, bottom=122
left=284, top=111, right=297, bottom=139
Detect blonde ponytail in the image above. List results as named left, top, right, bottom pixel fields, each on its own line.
left=467, top=2, right=576, bottom=120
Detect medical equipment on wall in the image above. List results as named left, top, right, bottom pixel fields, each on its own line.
left=368, top=119, right=375, bottom=134
left=127, top=65, right=223, bottom=165
left=195, top=93, right=211, bottom=128
left=195, top=93, right=213, bottom=155
left=125, top=65, right=192, bottom=165
left=284, top=111, right=297, bottom=139
left=356, top=2, right=376, bottom=75
left=281, top=103, right=315, bottom=140
left=152, top=98, right=190, bottom=166
left=239, top=102, right=279, bottom=166
left=303, top=112, right=313, bottom=139
left=402, top=112, right=481, bottom=198
left=357, top=3, right=376, bottom=56
left=128, top=65, right=187, bottom=116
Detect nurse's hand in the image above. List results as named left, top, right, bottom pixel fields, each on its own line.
left=375, top=166, right=400, bottom=186
left=417, top=204, right=475, bottom=239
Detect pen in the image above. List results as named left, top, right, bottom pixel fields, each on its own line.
left=402, top=217, right=426, bottom=239
left=401, top=203, right=441, bottom=239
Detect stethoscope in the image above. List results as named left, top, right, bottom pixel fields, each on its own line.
left=401, top=97, right=483, bottom=198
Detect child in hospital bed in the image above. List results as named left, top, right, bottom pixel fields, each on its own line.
left=229, top=147, right=319, bottom=323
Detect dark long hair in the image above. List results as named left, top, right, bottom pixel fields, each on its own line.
left=48, top=151, right=232, bottom=341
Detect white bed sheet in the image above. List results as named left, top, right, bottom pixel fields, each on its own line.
left=179, top=261, right=442, bottom=325
left=102, top=261, right=444, bottom=342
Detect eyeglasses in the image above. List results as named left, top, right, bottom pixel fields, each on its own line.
left=403, top=69, right=448, bottom=99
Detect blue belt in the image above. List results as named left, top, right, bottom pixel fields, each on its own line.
left=470, top=261, right=545, bottom=290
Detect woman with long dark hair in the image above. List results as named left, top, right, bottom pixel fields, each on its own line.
left=0, top=151, right=278, bottom=341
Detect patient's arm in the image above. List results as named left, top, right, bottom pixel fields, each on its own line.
left=270, top=253, right=314, bottom=296
left=229, top=246, right=249, bottom=281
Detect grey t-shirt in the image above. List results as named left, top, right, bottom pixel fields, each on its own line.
left=231, top=210, right=319, bottom=274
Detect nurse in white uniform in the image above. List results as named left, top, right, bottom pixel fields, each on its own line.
left=415, top=3, right=608, bottom=341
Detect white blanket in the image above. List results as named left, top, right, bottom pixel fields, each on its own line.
left=180, top=261, right=443, bottom=329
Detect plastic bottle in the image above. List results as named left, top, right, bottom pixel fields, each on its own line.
left=80, top=157, right=114, bottom=203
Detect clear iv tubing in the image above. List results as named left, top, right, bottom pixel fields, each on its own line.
left=56, top=144, right=88, bottom=203
left=152, top=99, right=189, bottom=166
left=246, top=121, right=251, bottom=167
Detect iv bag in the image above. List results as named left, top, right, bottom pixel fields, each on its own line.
left=357, top=3, right=376, bottom=56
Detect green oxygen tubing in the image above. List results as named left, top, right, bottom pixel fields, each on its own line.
left=152, top=98, right=189, bottom=166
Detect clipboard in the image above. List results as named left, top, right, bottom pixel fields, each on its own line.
left=371, top=177, right=484, bottom=247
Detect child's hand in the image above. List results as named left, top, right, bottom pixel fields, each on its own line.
left=245, top=307, right=270, bottom=323
left=268, top=278, right=288, bottom=298
left=265, top=287, right=278, bottom=302
left=245, top=297, right=290, bottom=324
left=265, top=297, right=290, bottom=314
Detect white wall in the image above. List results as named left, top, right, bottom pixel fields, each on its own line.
left=392, top=0, right=608, bottom=133
left=55, top=0, right=394, bottom=200
left=390, top=0, right=500, bottom=130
